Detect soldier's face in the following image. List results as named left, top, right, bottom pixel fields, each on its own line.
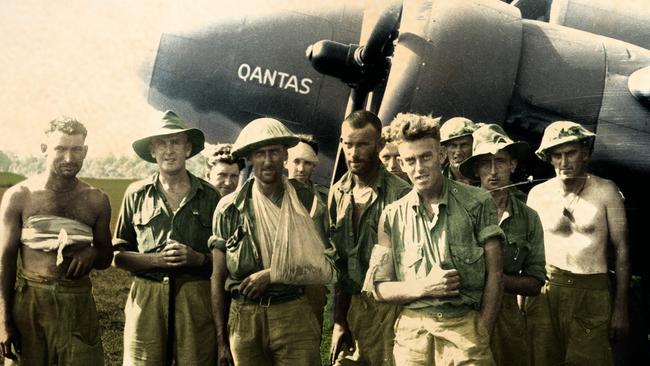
left=475, top=150, right=516, bottom=192
left=286, top=157, right=315, bottom=184
left=444, top=135, right=473, bottom=167
left=549, top=142, right=589, bottom=180
left=379, top=142, right=405, bottom=178
left=42, top=131, right=87, bottom=178
left=150, top=132, right=191, bottom=175
left=398, top=137, right=443, bottom=193
left=340, top=122, right=383, bottom=177
left=249, top=144, right=287, bottom=184
left=208, top=162, right=239, bottom=196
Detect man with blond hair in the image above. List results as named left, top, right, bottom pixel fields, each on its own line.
left=364, top=113, right=504, bottom=365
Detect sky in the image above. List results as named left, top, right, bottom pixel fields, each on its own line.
left=0, top=0, right=168, bottom=158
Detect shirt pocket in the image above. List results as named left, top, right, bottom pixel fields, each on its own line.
left=400, top=243, right=424, bottom=281
left=225, top=225, right=260, bottom=280
left=133, top=207, right=164, bottom=252
left=450, top=243, right=485, bottom=293
left=188, top=209, right=213, bottom=251
left=503, top=237, right=531, bottom=275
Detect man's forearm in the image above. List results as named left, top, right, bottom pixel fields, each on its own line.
left=211, top=251, right=230, bottom=344
left=503, top=274, right=542, bottom=296
left=480, top=269, right=503, bottom=333
left=333, top=286, right=352, bottom=325
left=614, top=250, right=630, bottom=313
left=0, top=250, right=18, bottom=326
left=375, top=281, right=424, bottom=304
left=112, top=250, right=164, bottom=272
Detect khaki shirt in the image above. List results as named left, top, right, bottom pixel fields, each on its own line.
left=209, top=178, right=329, bottom=297
left=500, top=191, right=546, bottom=283
left=381, top=178, right=505, bottom=315
left=329, top=165, right=411, bottom=295
left=113, top=172, right=220, bottom=281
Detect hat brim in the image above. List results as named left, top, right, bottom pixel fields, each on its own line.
left=441, top=132, right=473, bottom=144
left=231, top=136, right=300, bottom=159
left=459, top=142, right=529, bottom=181
left=535, top=135, right=595, bottom=162
left=132, top=128, right=205, bottom=163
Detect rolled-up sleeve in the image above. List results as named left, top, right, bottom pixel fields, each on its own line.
left=112, top=191, right=137, bottom=252
left=208, top=206, right=230, bottom=252
left=476, top=198, right=506, bottom=245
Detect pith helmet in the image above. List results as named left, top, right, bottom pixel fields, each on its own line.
left=231, top=118, right=299, bottom=158
left=536, top=121, right=596, bottom=162
left=459, top=124, right=528, bottom=180
left=440, top=117, right=477, bottom=143
left=132, top=110, right=205, bottom=163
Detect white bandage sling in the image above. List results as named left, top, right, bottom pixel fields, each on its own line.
left=252, top=177, right=337, bottom=285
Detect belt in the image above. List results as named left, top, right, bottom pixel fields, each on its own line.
left=546, top=266, right=609, bottom=290
left=231, top=290, right=303, bottom=307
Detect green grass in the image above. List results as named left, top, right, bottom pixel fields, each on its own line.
left=0, top=176, right=334, bottom=365
left=0, top=172, right=25, bottom=188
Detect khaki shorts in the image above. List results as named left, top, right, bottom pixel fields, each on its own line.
left=228, top=295, right=321, bottom=366
left=6, top=271, right=103, bottom=366
left=123, top=277, right=217, bottom=366
left=393, top=308, right=494, bottom=366
left=334, top=293, right=400, bottom=366
left=490, top=294, right=530, bottom=366
left=526, top=267, right=613, bottom=366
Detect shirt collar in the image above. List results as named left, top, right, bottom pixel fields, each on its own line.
left=338, top=164, right=388, bottom=194
left=150, top=170, right=203, bottom=200
left=408, top=177, right=449, bottom=212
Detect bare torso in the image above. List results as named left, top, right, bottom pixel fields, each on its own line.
left=17, top=177, right=102, bottom=279
left=528, top=175, right=612, bottom=274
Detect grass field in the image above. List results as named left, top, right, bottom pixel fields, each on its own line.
left=0, top=173, right=333, bottom=365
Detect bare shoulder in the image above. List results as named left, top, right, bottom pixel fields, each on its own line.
left=0, top=177, right=38, bottom=211
left=587, top=175, right=623, bottom=204
left=527, top=179, right=555, bottom=202
left=78, top=180, right=110, bottom=210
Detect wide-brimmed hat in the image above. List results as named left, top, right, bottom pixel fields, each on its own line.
left=535, top=121, right=596, bottom=162
left=132, top=110, right=205, bottom=163
left=231, top=118, right=299, bottom=158
left=459, top=124, right=529, bottom=180
left=440, top=117, right=477, bottom=143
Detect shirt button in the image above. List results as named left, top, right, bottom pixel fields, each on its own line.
left=585, top=329, right=591, bottom=334
left=436, top=313, right=443, bottom=318
left=465, top=259, right=471, bottom=264
left=567, top=279, right=573, bottom=284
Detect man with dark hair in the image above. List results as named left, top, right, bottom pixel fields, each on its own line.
left=364, top=113, right=504, bottom=365
left=379, top=125, right=410, bottom=183
left=526, top=121, right=629, bottom=365
left=459, top=124, right=546, bottom=365
left=205, top=143, right=244, bottom=197
left=440, top=117, right=477, bottom=185
left=329, top=110, right=411, bottom=366
left=113, top=110, right=219, bottom=365
left=0, top=117, right=113, bottom=365
left=210, top=117, right=332, bottom=366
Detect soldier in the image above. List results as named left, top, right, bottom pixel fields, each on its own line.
left=0, top=117, right=113, bottom=365
left=205, top=143, right=245, bottom=197
left=113, top=110, right=219, bottom=365
left=379, top=125, right=410, bottom=183
left=329, top=110, right=411, bottom=366
left=459, top=124, right=546, bottom=365
left=210, top=117, right=330, bottom=366
left=286, top=133, right=329, bottom=202
left=364, top=113, right=504, bottom=365
left=526, top=121, right=629, bottom=365
left=440, top=117, right=477, bottom=185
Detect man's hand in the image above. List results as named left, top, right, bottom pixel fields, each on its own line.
left=162, top=241, right=203, bottom=268
left=417, top=268, right=461, bottom=299
left=66, top=246, right=98, bottom=278
left=0, top=321, right=20, bottom=361
left=329, top=322, right=354, bottom=365
left=609, top=305, right=630, bottom=341
left=217, top=338, right=234, bottom=366
left=239, top=269, right=271, bottom=299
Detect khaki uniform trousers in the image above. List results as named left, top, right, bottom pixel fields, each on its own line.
left=526, top=267, right=613, bottom=366
left=228, top=295, right=321, bottom=366
left=334, top=293, right=400, bottom=366
left=490, top=294, right=530, bottom=366
left=123, top=277, right=217, bottom=366
left=6, top=271, right=103, bottom=366
left=393, top=308, right=495, bottom=366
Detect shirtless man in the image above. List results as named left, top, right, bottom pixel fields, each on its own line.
left=526, top=121, right=629, bottom=365
left=0, top=117, right=113, bottom=365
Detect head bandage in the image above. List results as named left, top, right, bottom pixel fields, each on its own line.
left=288, top=141, right=319, bottom=164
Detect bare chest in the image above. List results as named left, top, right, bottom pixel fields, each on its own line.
left=23, top=191, right=95, bottom=226
left=542, top=195, right=605, bottom=238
